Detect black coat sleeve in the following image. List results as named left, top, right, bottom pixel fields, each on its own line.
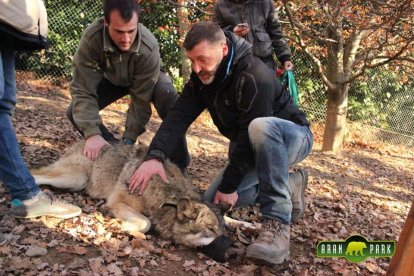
left=146, top=81, right=205, bottom=161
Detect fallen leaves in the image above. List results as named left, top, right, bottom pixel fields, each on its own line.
left=55, top=245, right=88, bottom=255
left=0, top=73, right=413, bottom=275
left=25, top=245, right=48, bottom=257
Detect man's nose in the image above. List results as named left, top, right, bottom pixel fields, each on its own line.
left=121, top=33, right=130, bottom=42
left=192, top=62, right=201, bottom=73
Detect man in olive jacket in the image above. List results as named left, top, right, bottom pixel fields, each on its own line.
left=213, top=0, right=293, bottom=71
left=67, top=0, right=189, bottom=169
left=129, top=22, right=313, bottom=266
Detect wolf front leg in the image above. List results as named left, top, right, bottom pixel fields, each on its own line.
left=108, top=201, right=151, bottom=238
left=223, top=215, right=258, bottom=232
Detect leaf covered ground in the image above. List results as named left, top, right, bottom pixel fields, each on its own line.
left=1, top=72, right=413, bottom=275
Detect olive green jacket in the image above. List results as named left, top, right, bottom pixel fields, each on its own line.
left=70, top=18, right=160, bottom=141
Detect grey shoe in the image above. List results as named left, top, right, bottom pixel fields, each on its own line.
left=289, top=169, right=308, bottom=223
left=10, top=191, right=82, bottom=219
left=0, top=232, right=7, bottom=245
left=246, top=219, right=290, bottom=265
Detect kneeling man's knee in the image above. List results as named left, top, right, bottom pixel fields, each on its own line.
left=248, top=117, right=270, bottom=144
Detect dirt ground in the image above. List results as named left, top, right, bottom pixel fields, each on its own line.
left=0, top=72, right=413, bottom=275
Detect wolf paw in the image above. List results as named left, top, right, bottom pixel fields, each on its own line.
left=121, top=220, right=151, bottom=235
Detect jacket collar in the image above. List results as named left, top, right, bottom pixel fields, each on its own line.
left=103, top=21, right=141, bottom=54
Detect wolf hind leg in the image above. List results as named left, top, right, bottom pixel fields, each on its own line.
left=31, top=153, right=92, bottom=191
left=32, top=171, right=89, bottom=191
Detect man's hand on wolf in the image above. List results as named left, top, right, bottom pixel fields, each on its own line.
left=129, top=159, right=169, bottom=195
left=84, top=135, right=109, bottom=161
left=213, top=191, right=238, bottom=209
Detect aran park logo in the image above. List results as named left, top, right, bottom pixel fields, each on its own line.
left=317, top=235, right=395, bottom=263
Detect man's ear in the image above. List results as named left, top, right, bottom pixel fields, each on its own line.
left=222, top=41, right=229, bottom=56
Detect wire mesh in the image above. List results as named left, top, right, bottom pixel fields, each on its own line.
left=14, top=0, right=414, bottom=147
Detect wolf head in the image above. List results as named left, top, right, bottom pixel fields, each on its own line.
left=151, top=197, right=229, bottom=247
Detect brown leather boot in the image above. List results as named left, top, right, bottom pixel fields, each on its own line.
left=246, top=219, right=290, bottom=265
left=289, top=169, right=308, bottom=223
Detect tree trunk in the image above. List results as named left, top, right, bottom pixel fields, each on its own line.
left=177, top=0, right=191, bottom=84
left=322, top=83, right=350, bottom=152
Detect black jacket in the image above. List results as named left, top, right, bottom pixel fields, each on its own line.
left=146, top=33, right=308, bottom=193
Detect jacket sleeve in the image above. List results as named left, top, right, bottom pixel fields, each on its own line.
left=213, top=2, right=235, bottom=32
left=265, top=0, right=291, bottom=63
left=146, top=80, right=205, bottom=161
left=218, top=67, right=275, bottom=194
left=124, top=47, right=160, bottom=141
left=70, top=34, right=104, bottom=139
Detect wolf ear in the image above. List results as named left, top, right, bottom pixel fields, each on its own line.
left=177, top=197, right=198, bottom=221
left=215, top=202, right=232, bottom=214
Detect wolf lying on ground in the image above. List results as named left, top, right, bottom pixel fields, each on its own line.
left=31, top=141, right=227, bottom=247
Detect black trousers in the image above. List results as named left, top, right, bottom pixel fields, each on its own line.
left=67, top=71, right=190, bottom=169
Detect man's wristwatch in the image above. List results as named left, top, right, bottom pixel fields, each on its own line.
left=122, top=138, right=134, bottom=145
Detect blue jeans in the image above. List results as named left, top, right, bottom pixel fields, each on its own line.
left=204, top=117, right=313, bottom=224
left=0, top=46, right=40, bottom=201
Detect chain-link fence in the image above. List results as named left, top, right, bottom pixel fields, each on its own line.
left=14, top=1, right=414, bottom=147
left=294, top=49, right=414, bottom=146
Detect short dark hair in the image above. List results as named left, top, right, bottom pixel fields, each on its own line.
left=183, top=21, right=226, bottom=51
left=103, top=0, right=141, bottom=23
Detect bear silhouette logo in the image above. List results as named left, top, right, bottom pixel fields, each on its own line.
left=345, top=241, right=367, bottom=256
left=317, top=235, right=395, bottom=263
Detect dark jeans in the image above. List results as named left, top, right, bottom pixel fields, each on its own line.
left=67, top=71, right=190, bottom=169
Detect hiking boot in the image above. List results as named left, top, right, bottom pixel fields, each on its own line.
left=246, top=219, right=290, bottom=265
left=289, top=169, right=308, bottom=223
left=0, top=232, right=7, bottom=245
left=10, top=191, right=82, bottom=219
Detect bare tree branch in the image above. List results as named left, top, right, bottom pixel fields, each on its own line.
left=283, top=1, right=336, bottom=90
left=159, top=0, right=212, bottom=16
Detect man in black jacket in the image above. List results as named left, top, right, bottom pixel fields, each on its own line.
left=128, top=21, right=313, bottom=266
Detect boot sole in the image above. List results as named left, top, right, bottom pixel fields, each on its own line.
left=246, top=251, right=290, bottom=266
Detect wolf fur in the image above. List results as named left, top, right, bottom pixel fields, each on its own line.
left=31, top=141, right=226, bottom=247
